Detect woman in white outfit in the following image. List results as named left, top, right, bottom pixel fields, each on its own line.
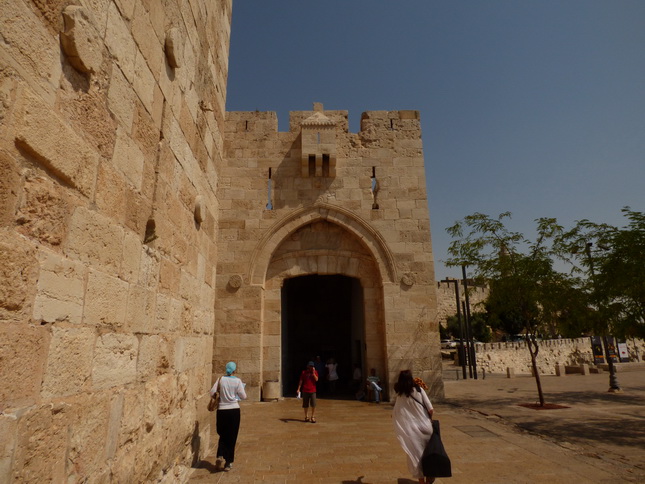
left=210, top=361, right=247, bottom=471
left=392, top=370, right=435, bottom=484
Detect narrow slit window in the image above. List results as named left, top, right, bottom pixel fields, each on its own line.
left=308, top=155, right=316, bottom=177
left=322, top=154, right=330, bottom=177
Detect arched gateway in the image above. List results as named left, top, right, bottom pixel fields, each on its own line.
left=214, top=105, right=444, bottom=402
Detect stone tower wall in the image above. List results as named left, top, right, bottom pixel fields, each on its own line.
left=436, top=280, right=489, bottom=325
left=0, top=1, right=231, bottom=481
left=218, top=106, right=444, bottom=400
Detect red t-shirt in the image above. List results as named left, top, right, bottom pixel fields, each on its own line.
left=299, top=369, right=318, bottom=393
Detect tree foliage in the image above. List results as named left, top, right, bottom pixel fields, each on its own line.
left=558, top=207, right=645, bottom=339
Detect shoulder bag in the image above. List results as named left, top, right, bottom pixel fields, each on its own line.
left=207, top=378, right=220, bottom=412
left=411, top=389, right=452, bottom=478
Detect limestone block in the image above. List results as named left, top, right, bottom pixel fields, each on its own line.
left=61, top=6, right=103, bottom=74
left=16, top=174, right=72, bottom=247
left=174, top=336, right=207, bottom=372
left=13, top=88, right=99, bottom=197
left=0, top=1, right=62, bottom=103
left=137, top=335, right=172, bottom=381
left=32, top=249, right=85, bottom=324
left=0, top=230, right=39, bottom=323
left=12, top=404, right=68, bottom=483
left=0, top=151, right=20, bottom=227
left=118, top=388, right=144, bottom=448
left=0, top=413, right=17, bottom=483
left=139, top=246, right=160, bottom=288
left=126, top=284, right=156, bottom=333
left=41, top=326, right=95, bottom=398
left=0, top=326, right=48, bottom=409
left=104, top=2, right=137, bottom=83
left=65, top=207, right=124, bottom=271
left=92, top=333, right=138, bottom=389
left=83, top=269, right=128, bottom=328
left=94, top=162, right=127, bottom=223
left=133, top=51, right=156, bottom=115
left=107, top=65, right=136, bottom=130
left=131, top=5, right=163, bottom=76
left=113, top=127, right=145, bottom=190
left=121, top=230, right=142, bottom=283
left=66, top=393, right=111, bottom=479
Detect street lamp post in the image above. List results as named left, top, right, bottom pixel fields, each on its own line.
left=462, top=265, right=478, bottom=380
left=584, top=242, right=621, bottom=392
left=441, top=278, right=467, bottom=379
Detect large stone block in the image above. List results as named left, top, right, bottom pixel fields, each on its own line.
left=11, top=404, right=69, bottom=483
left=65, top=207, right=124, bottom=272
left=0, top=151, right=21, bottom=227
left=0, top=230, right=39, bottom=323
left=137, top=335, right=173, bottom=381
left=112, top=126, right=145, bottom=191
left=13, top=88, right=99, bottom=197
left=0, top=413, right=17, bottom=483
left=83, top=269, right=128, bottom=329
left=32, top=249, right=85, bottom=324
left=126, top=284, right=156, bottom=333
left=16, top=174, right=73, bottom=247
left=92, top=333, right=138, bottom=389
left=41, top=326, right=96, bottom=398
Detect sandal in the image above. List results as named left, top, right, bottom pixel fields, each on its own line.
left=305, top=417, right=310, bottom=422
left=311, top=417, right=316, bottom=423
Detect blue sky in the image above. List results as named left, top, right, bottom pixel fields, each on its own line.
left=226, top=1, right=645, bottom=279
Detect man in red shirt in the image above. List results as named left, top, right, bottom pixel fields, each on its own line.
left=297, top=361, right=319, bottom=423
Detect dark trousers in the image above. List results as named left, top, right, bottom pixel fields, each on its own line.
left=216, top=408, right=241, bottom=464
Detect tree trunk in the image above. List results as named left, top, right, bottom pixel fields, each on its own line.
left=527, top=335, right=545, bottom=406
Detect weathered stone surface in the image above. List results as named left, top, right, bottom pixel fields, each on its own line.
left=0, top=150, right=21, bottom=227
left=32, top=249, right=85, bottom=324
left=16, top=174, right=72, bottom=246
left=165, top=27, right=183, bottom=68
left=137, top=334, right=173, bottom=381
left=126, top=283, right=156, bottom=333
left=60, top=6, right=103, bottom=74
left=92, top=333, right=138, bottom=389
left=83, top=269, right=128, bottom=329
left=65, top=207, right=124, bottom=271
left=0, top=230, right=39, bottom=323
left=14, top=88, right=99, bottom=197
left=0, top=413, right=17, bottom=483
left=41, top=326, right=96, bottom=398
left=12, top=404, right=68, bottom=483
left=0, top=325, right=48, bottom=410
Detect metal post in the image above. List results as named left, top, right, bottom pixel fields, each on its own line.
left=442, top=278, right=467, bottom=379
left=462, top=265, right=478, bottom=380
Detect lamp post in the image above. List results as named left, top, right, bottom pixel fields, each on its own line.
left=462, top=265, right=478, bottom=380
left=441, top=278, right=467, bottom=379
left=584, top=242, right=620, bottom=392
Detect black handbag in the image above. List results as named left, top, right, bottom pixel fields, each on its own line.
left=421, top=419, right=452, bottom=478
left=411, top=390, right=452, bottom=478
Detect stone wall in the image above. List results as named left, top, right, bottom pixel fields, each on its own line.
left=217, top=106, right=444, bottom=401
left=474, top=338, right=645, bottom=375
left=0, top=1, right=231, bottom=482
left=436, top=280, right=489, bottom=325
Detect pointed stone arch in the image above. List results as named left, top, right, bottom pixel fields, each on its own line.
left=247, top=203, right=398, bottom=286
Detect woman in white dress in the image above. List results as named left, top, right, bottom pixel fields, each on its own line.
left=392, top=370, right=435, bottom=484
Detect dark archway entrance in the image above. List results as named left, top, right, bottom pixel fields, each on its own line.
left=281, top=274, right=365, bottom=397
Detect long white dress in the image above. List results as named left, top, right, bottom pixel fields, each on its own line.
left=392, top=387, right=434, bottom=478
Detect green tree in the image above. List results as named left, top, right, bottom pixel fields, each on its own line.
left=444, top=312, right=492, bottom=342
left=446, top=212, right=578, bottom=406
left=557, top=208, right=645, bottom=391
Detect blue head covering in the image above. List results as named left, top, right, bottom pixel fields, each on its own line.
left=225, top=361, right=237, bottom=375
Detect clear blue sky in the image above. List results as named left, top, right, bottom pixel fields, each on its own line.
left=226, top=1, right=645, bottom=279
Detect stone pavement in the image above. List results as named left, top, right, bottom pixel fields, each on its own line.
left=189, top=365, right=645, bottom=483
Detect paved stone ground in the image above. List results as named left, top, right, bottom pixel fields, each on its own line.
left=189, top=364, right=645, bottom=483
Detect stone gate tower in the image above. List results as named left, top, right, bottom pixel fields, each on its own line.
left=217, top=103, right=443, bottom=401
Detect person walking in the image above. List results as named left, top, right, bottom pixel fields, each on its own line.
left=392, top=370, right=435, bottom=484
left=325, top=357, right=339, bottom=394
left=296, top=361, right=319, bottom=423
left=210, top=361, right=247, bottom=472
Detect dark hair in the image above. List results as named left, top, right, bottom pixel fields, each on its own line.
left=394, top=370, right=419, bottom=397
